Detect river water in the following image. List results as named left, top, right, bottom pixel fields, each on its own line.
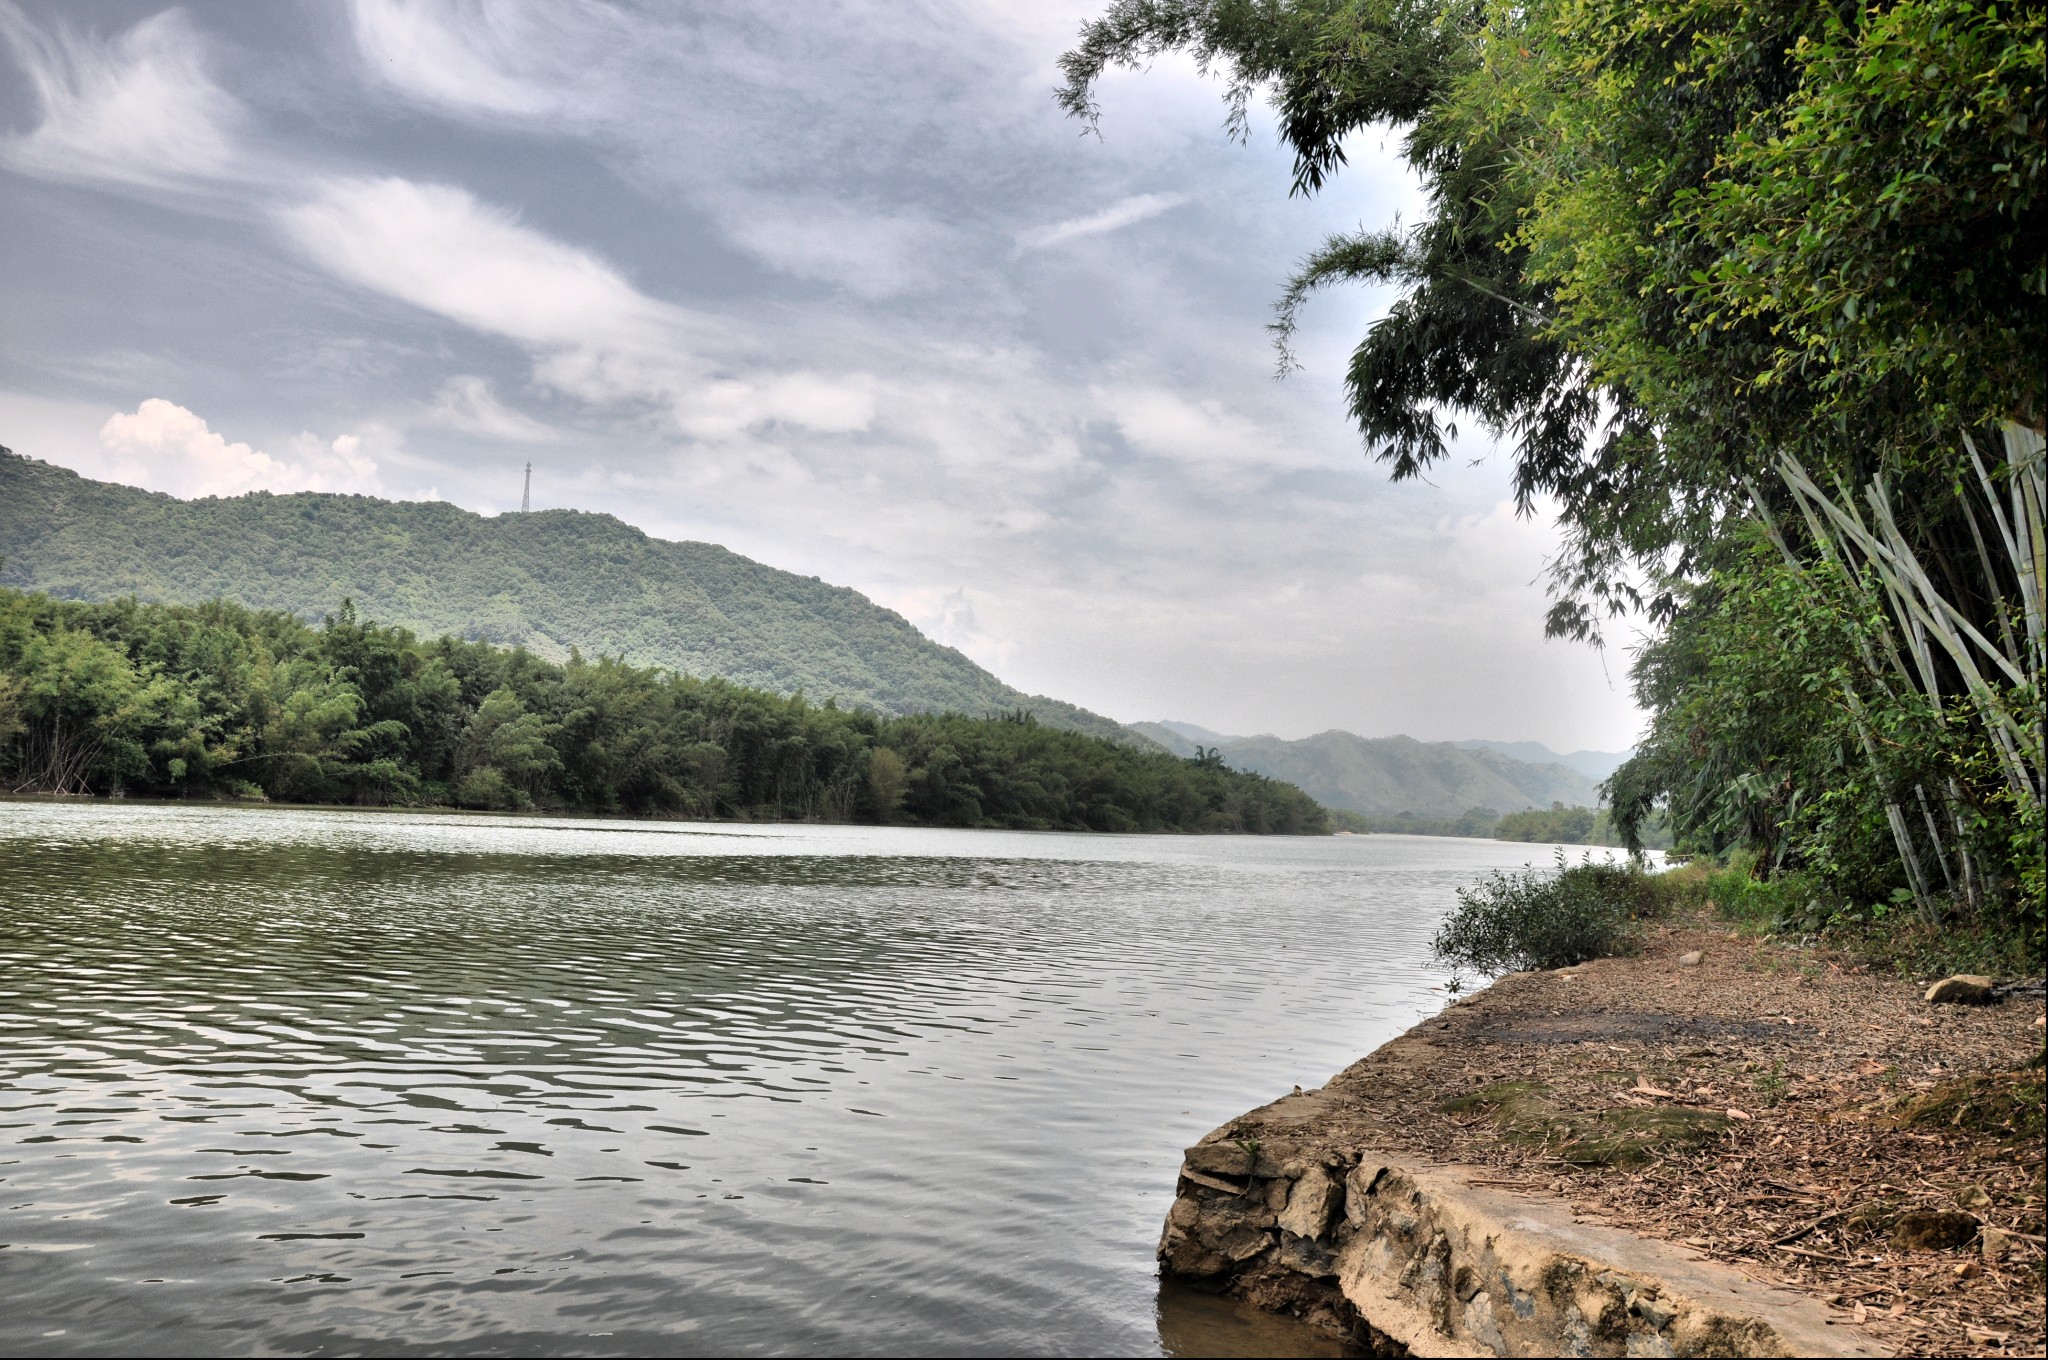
left=0, top=802, right=1612, bottom=1356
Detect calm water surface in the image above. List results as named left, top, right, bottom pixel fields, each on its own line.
left=0, top=802, right=1605, bottom=1356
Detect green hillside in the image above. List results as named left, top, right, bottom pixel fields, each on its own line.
left=1127, top=722, right=1603, bottom=816
left=0, top=451, right=1131, bottom=739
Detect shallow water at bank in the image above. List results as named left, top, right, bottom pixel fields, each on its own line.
left=0, top=803, right=1619, bottom=1356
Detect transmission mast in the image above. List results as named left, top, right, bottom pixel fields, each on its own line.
left=521, top=462, right=532, bottom=513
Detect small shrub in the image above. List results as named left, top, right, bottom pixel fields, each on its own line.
left=1433, top=852, right=1660, bottom=974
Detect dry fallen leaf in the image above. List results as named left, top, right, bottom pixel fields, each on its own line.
left=1726, top=1107, right=1753, bottom=1120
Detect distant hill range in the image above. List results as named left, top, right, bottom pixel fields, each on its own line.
left=0, top=450, right=1133, bottom=739
left=1127, top=721, right=1610, bottom=817
left=1451, top=739, right=1631, bottom=783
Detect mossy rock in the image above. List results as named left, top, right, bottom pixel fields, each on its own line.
left=1440, top=1081, right=1548, bottom=1121
left=1894, top=1070, right=2047, bottom=1145
left=1553, top=1107, right=1732, bottom=1167
left=1438, top=1083, right=1731, bottom=1167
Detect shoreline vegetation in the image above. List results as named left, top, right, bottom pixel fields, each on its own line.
left=1330, top=803, right=1671, bottom=848
left=0, top=586, right=1325, bottom=835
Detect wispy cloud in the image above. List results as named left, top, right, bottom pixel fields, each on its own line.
left=279, top=175, right=879, bottom=439
left=346, top=0, right=591, bottom=119
left=279, top=176, right=684, bottom=350
left=421, top=376, right=559, bottom=443
left=1016, top=192, right=1189, bottom=253
left=0, top=4, right=251, bottom=191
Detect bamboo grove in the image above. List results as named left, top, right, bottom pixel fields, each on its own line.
left=0, top=588, right=1327, bottom=834
left=1061, top=0, right=2044, bottom=946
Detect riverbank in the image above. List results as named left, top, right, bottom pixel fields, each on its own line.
left=1161, top=920, right=2046, bottom=1356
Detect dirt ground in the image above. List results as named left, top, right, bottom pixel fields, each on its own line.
left=1233, top=921, right=2047, bottom=1357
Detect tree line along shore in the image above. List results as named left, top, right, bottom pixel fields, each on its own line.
left=0, top=587, right=1326, bottom=834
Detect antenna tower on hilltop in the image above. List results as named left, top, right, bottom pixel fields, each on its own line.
left=521, top=462, right=532, bottom=513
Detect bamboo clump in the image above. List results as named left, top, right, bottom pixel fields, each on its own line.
left=1753, top=423, right=2045, bottom=924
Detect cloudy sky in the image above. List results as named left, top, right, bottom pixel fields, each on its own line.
left=0, top=0, right=1644, bottom=751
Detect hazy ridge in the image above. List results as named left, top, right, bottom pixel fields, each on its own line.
left=1127, top=722, right=1606, bottom=816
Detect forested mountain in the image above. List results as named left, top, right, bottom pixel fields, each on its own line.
left=0, top=452, right=1129, bottom=740
left=1126, top=722, right=1602, bottom=816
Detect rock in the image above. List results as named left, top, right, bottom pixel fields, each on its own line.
left=1277, top=1165, right=1341, bottom=1240
left=1185, top=1138, right=1279, bottom=1179
left=1890, top=1209, right=1979, bottom=1251
left=1981, top=1227, right=2012, bottom=1263
left=1216, top=1224, right=1275, bottom=1263
left=1344, top=1161, right=1390, bottom=1226
left=1956, top=1184, right=1991, bottom=1211
left=1676, top=951, right=1703, bottom=967
left=1276, top=1231, right=1338, bottom=1278
left=1159, top=1224, right=1231, bottom=1279
left=1924, top=974, right=1996, bottom=1004
left=1179, top=1169, right=1245, bottom=1197
left=1632, top=1292, right=1678, bottom=1331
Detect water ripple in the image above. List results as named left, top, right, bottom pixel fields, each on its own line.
left=0, top=801, right=1609, bottom=1356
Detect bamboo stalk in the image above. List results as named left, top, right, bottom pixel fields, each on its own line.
left=1777, top=454, right=2036, bottom=806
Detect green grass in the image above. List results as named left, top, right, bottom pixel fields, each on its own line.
left=1651, top=854, right=2040, bottom=977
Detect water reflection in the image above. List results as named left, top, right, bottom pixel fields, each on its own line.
left=1, top=802, right=1605, bottom=1356
left=1155, top=1282, right=1362, bottom=1358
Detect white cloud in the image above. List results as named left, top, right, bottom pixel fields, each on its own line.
left=421, top=375, right=559, bottom=442
left=885, top=585, right=1018, bottom=674
left=0, top=5, right=251, bottom=192
left=280, top=175, right=880, bottom=439
left=98, top=399, right=378, bottom=498
left=347, top=0, right=568, bottom=117
left=1017, top=193, right=1189, bottom=252
left=1099, top=385, right=1322, bottom=492
left=727, top=196, right=952, bottom=299
left=281, top=177, right=680, bottom=350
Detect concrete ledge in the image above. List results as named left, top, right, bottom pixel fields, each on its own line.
left=1161, top=1142, right=1887, bottom=1357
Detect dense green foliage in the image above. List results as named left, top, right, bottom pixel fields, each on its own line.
left=1492, top=803, right=1672, bottom=848
left=0, top=587, right=1327, bottom=834
left=1330, top=805, right=1503, bottom=837
left=1432, top=853, right=1662, bottom=973
left=1063, top=0, right=2043, bottom=958
left=0, top=453, right=1134, bottom=743
left=1332, top=802, right=1669, bottom=845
